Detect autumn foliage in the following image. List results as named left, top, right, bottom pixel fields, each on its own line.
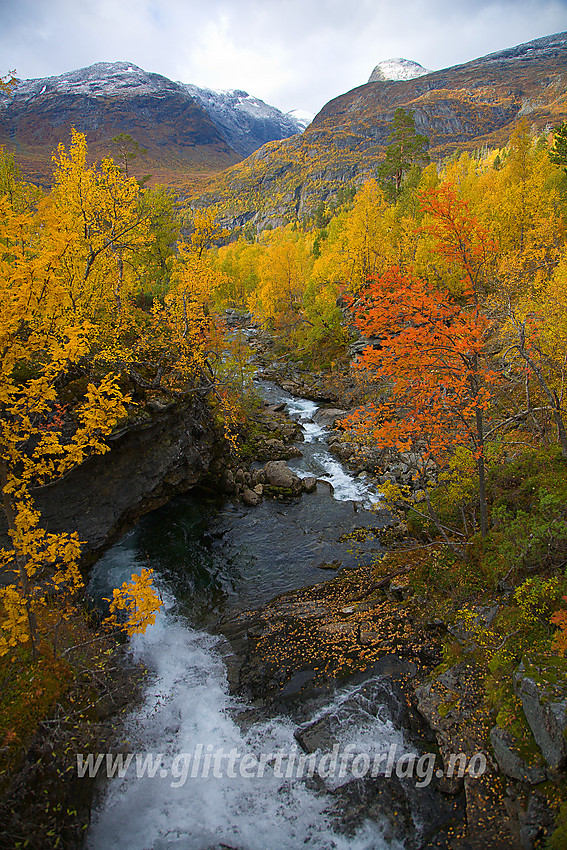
left=0, top=130, right=232, bottom=661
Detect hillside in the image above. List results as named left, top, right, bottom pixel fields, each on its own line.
left=195, top=31, right=567, bottom=228
left=0, top=62, right=305, bottom=188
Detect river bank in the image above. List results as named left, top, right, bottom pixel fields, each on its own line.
left=2, top=364, right=566, bottom=848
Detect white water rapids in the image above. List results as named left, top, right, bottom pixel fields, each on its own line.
left=258, top=385, right=383, bottom=509
left=87, top=387, right=415, bottom=849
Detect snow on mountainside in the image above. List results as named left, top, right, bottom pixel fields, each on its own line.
left=286, top=109, right=315, bottom=131
left=1, top=62, right=178, bottom=102
left=181, top=84, right=306, bottom=157
left=0, top=62, right=307, bottom=160
left=368, top=58, right=432, bottom=82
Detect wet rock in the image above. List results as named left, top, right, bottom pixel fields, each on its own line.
left=317, top=559, right=341, bottom=570
left=330, top=775, right=414, bottom=845
left=264, top=402, right=286, bottom=413
left=313, top=408, right=348, bottom=428
left=220, top=468, right=235, bottom=493
left=280, top=669, right=320, bottom=700
left=301, top=476, right=317, bottom=493
left=295, top=677, right=409, bottom=756
left=329, top=441, right=357, bottom=461
left=242, top=488, right=261, bottom=507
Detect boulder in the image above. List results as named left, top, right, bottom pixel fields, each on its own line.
left=301, top=476, right=317, bottom=493
left=313, top=408, right=348, bottom=428
left=264, top=460, right=296, bottom=488
left=513, top=661, right=567, bottom=770
left=242, top=488, right=261, bottom=507
left=489, top=726, right=547, bottom=784
left=220, top=468, right=235, bottom=493
left=251, top=467, right=265, bottom=486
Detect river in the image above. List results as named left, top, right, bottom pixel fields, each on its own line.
left=86, top=382, right=419, bottom=849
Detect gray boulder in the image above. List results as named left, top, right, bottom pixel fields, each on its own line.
left=242, top=488, right=261, bottom=507
left=313, top=408, right=348, bottom=428
left=301, top=476, right=317, bottom=493
left=264, top=460, right=296, bottom=489
left=514, top=661, right=567, bottom=770
left=489, top=726, right=547, bottom=784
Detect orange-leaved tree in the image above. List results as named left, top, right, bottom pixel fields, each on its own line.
left=345, top=266, right=500, bottom=541
left=345, top=186, right=501, bottom=541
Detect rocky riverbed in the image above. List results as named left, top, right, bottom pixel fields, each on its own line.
left=211, top=561, right=553, bottom=850
left=3, top=357, right=566, bottom=849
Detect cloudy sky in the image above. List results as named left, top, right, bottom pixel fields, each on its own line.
left=1, top=0, right=567, bottom=114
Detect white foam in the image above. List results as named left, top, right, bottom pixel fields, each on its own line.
left=87, top=614, right=401, bottom=850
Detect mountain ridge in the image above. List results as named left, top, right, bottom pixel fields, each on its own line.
left=195, top=30, right=567, bottom=230
left=0, top=61, right=306, bottom=186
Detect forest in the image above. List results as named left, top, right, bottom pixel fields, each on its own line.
left=4, top=101, right=567, bottom=844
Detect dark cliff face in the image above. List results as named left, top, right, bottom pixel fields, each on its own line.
left=182, top=85, right=304, bottom=158
left=29, top=398, right=220, bottom=567
left=198, top=31, right=567, bottom=227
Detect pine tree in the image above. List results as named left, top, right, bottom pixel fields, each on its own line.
left=378, top=108, right=430, bottom=196
left=549, top=122, right=567, bottom=175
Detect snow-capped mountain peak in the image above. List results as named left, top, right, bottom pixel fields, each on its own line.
left=3, top=62, right=177, bottom=102
left=286, top=109, right=314, bottom=131
left=0, top=62, right=309, bottom=162
left=368, top=58, right=432, bottom=83
left=180, top=83, right=306, bottom=157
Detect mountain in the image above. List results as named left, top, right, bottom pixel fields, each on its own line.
left=286, top=109, right=315, bottom=131
left=196, top=31, right=567, bottom=229
left=181, top=84, right=307, bottom=157
left=0, top=62, right=305, bottom=187
left=368, top=58, right=432, bottom=82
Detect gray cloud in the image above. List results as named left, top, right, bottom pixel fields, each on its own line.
left=1, top=0, right=567, bottom=113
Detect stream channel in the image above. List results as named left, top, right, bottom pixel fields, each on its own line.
left=86, top=380, right=424, bottom=850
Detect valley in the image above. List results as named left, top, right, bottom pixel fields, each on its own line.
left=3, top=27, right=567, bottom=850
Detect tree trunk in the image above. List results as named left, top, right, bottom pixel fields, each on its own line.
left=475, top=406, right=489, bottom=538
left=517, top=321, right=567, bottom=459
left=0, top=459, right=38, bottom=658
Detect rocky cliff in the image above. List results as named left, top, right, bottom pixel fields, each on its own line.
left=0, top=397, right=220, bottom=573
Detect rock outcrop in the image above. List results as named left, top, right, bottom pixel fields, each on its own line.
left=27, top=397, right=219, bottom=566
left=513, top=660, right=567, bottom=770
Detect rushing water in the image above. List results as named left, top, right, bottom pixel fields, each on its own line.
left=89, top=382, right=388, bottom=625
left=87, top=383, right=416, bottom=850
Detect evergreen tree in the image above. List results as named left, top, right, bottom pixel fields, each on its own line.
left=378, top=108, right=430, bottom=196
left=549, top=122, right=567, bottom=175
